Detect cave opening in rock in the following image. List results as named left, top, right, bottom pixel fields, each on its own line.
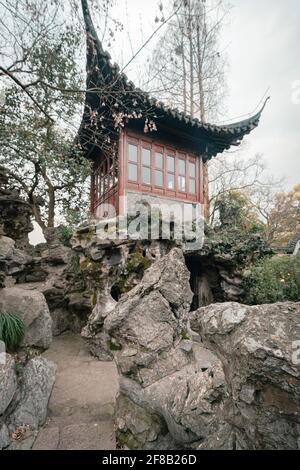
left=185, top=255, right=223, bottom=311
left=111, top=283, right=121, bottom=302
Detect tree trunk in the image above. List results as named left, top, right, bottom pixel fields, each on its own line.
left=31, top=200, right=47, bottom=233
left=188, top=1, right=194, bottom=118
left=197, top=23, right=210, bottom=221
left=181, top=34, right=187, bottom=113
left=47, top=187, right=55, bottom=228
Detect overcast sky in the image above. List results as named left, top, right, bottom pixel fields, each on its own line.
left=106, top=0, right=300, bottom=190
left=225, top=0, right=300, bottom=190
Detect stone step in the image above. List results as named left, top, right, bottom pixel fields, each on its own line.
left=32, top=427, right=59, bottom=451
left=33, top=419, right=115, bottom=450
left=48, top=401, right=115, bottom=420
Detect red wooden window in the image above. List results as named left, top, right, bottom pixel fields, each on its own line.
left=178, top=157, right=186, bottom=192
left=125, top=134, right=200, bottom=203
left=128, top=143, right=138, bottom=182
left=155, top=151, right=164, bottom=187
left=142, top=146, right=151, bottom=185
left=167, top=155, right=175, bottom=189
left=91, top=153, right=118, bottom=211
left=189, top=161, right=196, bottom=194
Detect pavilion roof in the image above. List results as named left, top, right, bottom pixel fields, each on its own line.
left=79, top=0, right=268, bottom=159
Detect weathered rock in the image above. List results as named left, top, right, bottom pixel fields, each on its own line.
left=50, top=308, right=72, bottom=336
left=81, top=284, right=119, bottom=360
left=0, top=261, right=6, bottom=288
left=67, top=292, right=92, bottom=314
left=190, top=302, right=300, bottom=450
left=6, top=248, right=32, bottom=275
left=41, top=243, right=73, bottom=265
left=50, top=307, right=88, bottom=336
left=8, top=357, right=56, bottom=431
left=220, top=280, right=244, bottom=301
left=0, top=236, right=14, bottom=287
left=0, top=235, right=35, bottom=287
left=166, top=360, right=226, bottom=442
left=108, top=247, right=300, bottom=450
left=105, top=248, right=229, bottom=449
left=0, top=236, right=15, bottom=260
left=116, top=393, right=168, bottom=450
left=7, top=430, right=38, bottom=450
left=0, top=423, right=10, bottom=449
left=185, top=224, right=271, bottom=306
left=42, top=285, right=67, bottom=310
left=0, top=355, right=17, bottom=415
left=0, top=191, right=33, bottom=250
left=117, top=356, right=227, bottom=449
left=81, top=285, right=117, bottom=360
left=105, top=248, right=193, bottom=387
left=89, top=286, right=117, bottom=326
left=82, top=329, right=114, bottom=361
left=76, top=229, right=177, bottom=356
left=0, top=287, right=52, bottom=349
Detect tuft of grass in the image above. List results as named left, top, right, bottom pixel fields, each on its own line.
left=0, top=311, right=26, bottom=352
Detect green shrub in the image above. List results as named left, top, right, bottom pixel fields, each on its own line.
left=244, top=254, right=300, bottom=304
left=0, top=311, right=26, bottom=351
left=56, top=225, right=73, bottom=246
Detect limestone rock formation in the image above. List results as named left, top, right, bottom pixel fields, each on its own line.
left=0, top=236, right=15, bottom=260
left=104, top=247, right=300, bottom=450
left=186, top=224, right=271, bottom=307
left=190, top=302, right=300, bottom=450
left=105, top=248, right=193, bottom=384
left=0, top=355, right=17, bottom=415
left=0, top=424, right=10, bottom=449
left=0, top=287, right=52, bottom=349
left=102, top=247, right=228, bottom=449
left=74, top=222, right=177, bottom=359
left=81, top=283, right=117, bottom=360
left=0, top=180, right=93, bottom=338
left=0, top=235, right=34, bottom=288
left=115, top=356, right=227, bottom=449
left=8, top=357, right=56, bottom=431
left=0, top=355, right=56, bottom=450
left=0, top=231, right=90, bottom=338
left=33, top=238, right=89, bottom=336
left=0, top=168, right=33, bottom=251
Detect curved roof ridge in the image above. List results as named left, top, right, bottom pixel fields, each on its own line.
left=220, top=97, right=270, bottom=130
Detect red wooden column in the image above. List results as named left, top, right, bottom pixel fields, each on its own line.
left=118, top=130, right=125, bottom=216
left=199, top=157, right=204, bottom=205
left=90, top=160, right=95, bottom=214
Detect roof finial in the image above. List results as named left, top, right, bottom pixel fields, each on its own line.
left=260, top=95, right=270, bottom=113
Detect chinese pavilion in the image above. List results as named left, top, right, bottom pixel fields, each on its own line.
left=79, top=0, right=268, bottom=219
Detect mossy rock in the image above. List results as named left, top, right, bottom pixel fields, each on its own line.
left=181, top=330, right=190, bottom=341
left=80, top=258, right=103, bottom=276
left=110, top=245, right=152, bottom=300
left=91, top=291, right=97, bottom=307
left=108, top=338, right=122, bottom=351
left=126, top=248, right=151, bottom=273
left=76, top=225, right=96, bottom=242
left=116, top=394, right=166, bottom=450
left=117, top=430, right=142, bottom=450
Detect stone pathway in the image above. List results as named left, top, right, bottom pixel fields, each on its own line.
left=32, top=332, right=119, bottom=450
